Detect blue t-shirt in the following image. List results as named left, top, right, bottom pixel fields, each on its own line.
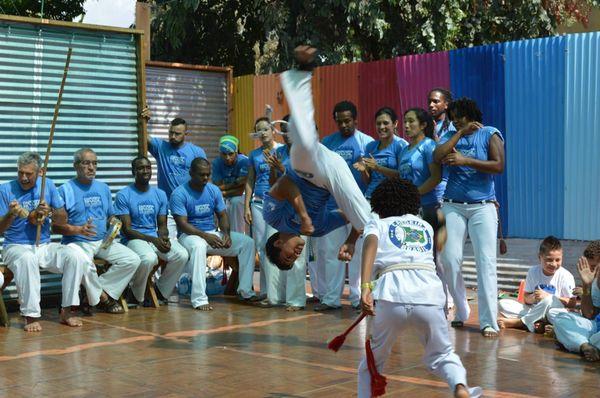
left=321, top=130, right=374, bottom=192
left=399, top=138, right=440, bottom=207
left=169, top=182, right=226, bottom=235
left=275, top=145, right=290, bottom=163
left=262, top=168, right=346, bottom=237
left=439, top=126, right=504, bottom=202
left=148, top=137, right=207, bottom=198
left=435, top=119, right=456, bottom=201
left=0, top=177, right=64, bottom=245
left=364, top=138, right=408, bottom=199
left=59, top=179, right=114, bottom=244
left=248, top=144, right=281, bottom=200
left=114, top=185, right=168, bottom=244
left=211, top=154, right=250, bottom=186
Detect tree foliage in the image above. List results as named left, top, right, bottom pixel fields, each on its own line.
left=0, top=0, right=85, bottom=20
left=148, top=0, right=598, bottom=75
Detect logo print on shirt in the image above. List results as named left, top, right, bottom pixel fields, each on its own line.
left=21, top=199, right=39, bottom=211
left=169, top=155, right=186, bottom=167
left=388, top=219, right=432, bottom=252
left=259, top=163, right=270, bottom=173
left=138, top=204, right=155, bottom=215
left=194, top=204, right=211, bottom=215
left=84, top=196, right=102, bottom=207
left=336, top=149, right=354, bottom=161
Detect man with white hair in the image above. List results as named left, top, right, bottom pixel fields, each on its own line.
left=53, top=148, right=141, bottom=314
left=0, top=152, right=88, bottom=331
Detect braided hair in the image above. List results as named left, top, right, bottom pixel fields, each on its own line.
left=428, top=88, right=453, bottom=132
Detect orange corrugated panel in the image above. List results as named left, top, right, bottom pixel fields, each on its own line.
left=253, top=73, right=288, bottom=145
left=232, top=75, right=255, bottom=155
left=315, top=63, right=360, bottom=138
left=358, top=59, right=402, bottom=139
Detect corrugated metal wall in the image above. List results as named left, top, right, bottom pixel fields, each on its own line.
left=145, top=63, right=229, bottom=165
left=0, top=17, right=143, bottom=299
left=314, top=63, right=360, bottom=137
left=232, top=75, right=255, bottom=155
left=395, top=51, right=450, bottom=139
left=563, top=33, right=600, bottom=240
left=449, top=44, right=508, bottom=234
left=358, top=59, right=402, bottom=139
left=504, top=37, right=566, bottom=238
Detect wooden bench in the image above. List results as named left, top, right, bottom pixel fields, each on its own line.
left=0, top=265, right=14, bottom=327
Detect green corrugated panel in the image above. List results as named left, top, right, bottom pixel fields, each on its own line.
left=0, top=19, right=142, bottom=300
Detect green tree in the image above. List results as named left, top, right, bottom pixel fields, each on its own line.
left=0, top=0, right=85, bottom=20
left=148, top=0, right=598, bottom=75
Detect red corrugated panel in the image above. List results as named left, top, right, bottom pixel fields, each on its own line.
left=358, top=59, right=402, bottom=139
left=253, top=73, right=288, bottom=145
left=314, top=62, right=360, bottom=138
left=395, top=52, right=450, bottom=138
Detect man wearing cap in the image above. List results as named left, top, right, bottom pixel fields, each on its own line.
left=147, top=117, right=207, bottom=237
left=211, top=135, right=249, bottom=235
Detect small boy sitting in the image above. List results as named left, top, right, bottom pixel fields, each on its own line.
left=497, top=236, right=576, bottom=332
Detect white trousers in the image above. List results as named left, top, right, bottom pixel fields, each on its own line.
left=226, top=195, right=247, bottom=235
left=179, top=231, right=256, bottom=308
left=280, top=69, right=372, bottom=231
left=498, top=296, right=567, bottom=332
left=553, top=311, right=600, bottom=353
left=306, top=237, right=323, bottom=299
left=4, top=243, right=88, bottom=317
left=263, top=230, right=308, bottom=307
left=313, top=225, right=350, bottom=307
left=358, top=301, right=472, bottom=397
left=441, top=202, right=498, bottom=331
left=68, top=240, right=141, bottom=305
left=126, top=239, right=189, bottom=301
left=251, top=201, right=270, bottom=296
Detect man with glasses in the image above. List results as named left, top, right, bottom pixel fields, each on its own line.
left=148, top=118, right=207, bottom=237
left=53, top=148, right=141, bottom=314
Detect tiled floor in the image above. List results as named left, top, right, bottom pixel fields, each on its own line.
left=0, top=294, right=597, bottom=398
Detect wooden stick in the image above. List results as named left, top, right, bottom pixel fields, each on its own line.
left=35, top=47, right=73, bottom=246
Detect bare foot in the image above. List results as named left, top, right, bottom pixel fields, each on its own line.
left=533, top=321, right=547, bottom=334
left=454, top=384, right=469, bottom=398
left=497, top=317, right=524, bottom=330
left=286, top=306, right=304, bottom=312
left=60, top=308, right=83, bottom=327
left=481, top=326, right=499, bottom=338
left=581, top=343, right=600, bottom=361
left=24, top=317, right=42, bottom=332
left=195, top=304, right=213, bottom=311
left=544, top=324, right=555, bottom=338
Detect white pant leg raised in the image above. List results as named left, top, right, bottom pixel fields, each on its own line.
left=155, top=239, right=189, bottom=299
left=126, top=239, right=159, bottom=302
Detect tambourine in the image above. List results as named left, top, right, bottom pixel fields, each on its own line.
left=100, top=219, right=122, bottom=249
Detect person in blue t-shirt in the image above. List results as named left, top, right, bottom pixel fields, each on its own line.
left=171, top=158, right=257, bottom=310
left=354, top=107, right=408, bottom=200
left=212, top=135, right=249, bottom=235
left=316, top=100, right=373, bottom=312
left=0, top=152, right=88, bottom=332
left=114, top=156, right=189, bottom=305
left=243, top=117, right=283, bottom=300
left=54, top=148, right=141, bottom=315
left=433, top=97, right=505, bottom=338
left=147, top=117, right=207, bottom=237
left=429, top=88, right=457, bottom=204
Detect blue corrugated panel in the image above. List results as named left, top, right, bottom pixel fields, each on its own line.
left=504, top=36, right=565, bottom=238
left=563, top=32, right=600, bottom=240
left=449, top=43, right=508, bottom=235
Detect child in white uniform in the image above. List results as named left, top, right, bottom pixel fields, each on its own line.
left=358, top=178, right=480, bottom=398
left=553, top=241, right=600, bottom=362
left=497, top=236, right=576, bottom=332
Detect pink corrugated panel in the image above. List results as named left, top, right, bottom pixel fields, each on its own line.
left=395, top=52, right=450, bottom=138
left=314, top=63, right=360, bottom=138
left=252, top=73, right=289, bottom=146
left=358, top=59, right=402, bottom=139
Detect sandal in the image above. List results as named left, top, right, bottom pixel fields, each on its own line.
left=451, top=320, right=464, bottom=328
left=97, top=298, right=125, bottom=314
